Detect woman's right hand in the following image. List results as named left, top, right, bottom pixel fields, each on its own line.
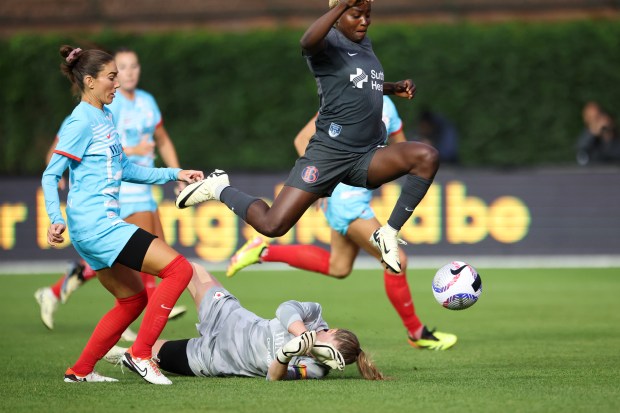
left=47, top=223, right=66, bottom=247
left=128, top=136, right=156, bottom=157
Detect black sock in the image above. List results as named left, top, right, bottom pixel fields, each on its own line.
left=220, top=187, right=260, bottom=221
left=387, top=175, right=432, bottom=231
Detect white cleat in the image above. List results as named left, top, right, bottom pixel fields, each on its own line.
left=34, top=287, right=58, bottom=330
left=175, top=169, right=229, bottom=208
left=120, top=327, right=138, bottom=342
left=60, top=261, right=85, bottom=304
left=103, top=345, right=128, bottom=365
left=64, top=368, right=118, bottom=383
left=168, top=305, right=187, bottom=320
left=369, top=225, right=407, bottom=274
left=122, top=350, right=172, bottom=385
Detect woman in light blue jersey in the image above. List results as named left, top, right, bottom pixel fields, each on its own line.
left=108, top=48, right=186, bottom=311
left=177, top=0, right=439, bottom=277
left=42, top=45, right=203, bottom=385
left=35, top=48, right=187, bottom=333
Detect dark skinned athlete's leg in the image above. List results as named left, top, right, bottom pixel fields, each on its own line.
left=245, top=186, right=322, bottom=237
left=367, top=141, right=439, bottom=231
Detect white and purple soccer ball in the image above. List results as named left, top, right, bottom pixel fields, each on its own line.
left=432, top=261, right=482, bottom=310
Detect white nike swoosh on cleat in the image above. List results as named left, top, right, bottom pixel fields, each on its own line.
left=177, top=182, right=204, bottom=208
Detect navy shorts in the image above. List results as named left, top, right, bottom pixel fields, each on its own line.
left=284, top=139, right=381, bottom=196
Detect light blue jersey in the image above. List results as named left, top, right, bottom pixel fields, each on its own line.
left=42, top=102, right=180, bottom=269
left=107, top=89, right=162, bottom=218
left=325, top=96, right=403, bottom=235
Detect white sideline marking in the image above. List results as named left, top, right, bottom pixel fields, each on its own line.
left=1, top=255, right=619, bottom=275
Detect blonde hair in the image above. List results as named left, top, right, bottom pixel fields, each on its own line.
left=334, top=329, right=385, bottom=380
left=329, top=0, right=340, bottom=9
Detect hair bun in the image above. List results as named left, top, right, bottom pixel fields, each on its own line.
left=66, top=48, right=82, bottom=64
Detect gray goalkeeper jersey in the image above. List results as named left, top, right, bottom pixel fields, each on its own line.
left=186, top=292, right=330, bottom=379
left=305, top=27, right=386, bottom=153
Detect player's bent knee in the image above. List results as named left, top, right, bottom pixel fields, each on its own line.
left=258, top=222, right=293, bottom=238
left=160, top=255, right=193, bottom=285
left=416, top=144, right=439, bottom=167
left=330, top=266, right=353, bottom=278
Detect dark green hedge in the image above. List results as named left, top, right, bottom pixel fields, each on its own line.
left=1, top=20, right=619, bottom=174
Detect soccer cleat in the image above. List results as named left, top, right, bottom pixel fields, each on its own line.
left=226, top=236, right=268, bottom=277
left=103, top=345, right=128, bottom=365
left=60, top=261, right=86, bottom=304
left=34, top=287, right=58, bottom=330
left=168, top=305, right=187, bottom=320
left=408, top=326, right=458, bottom=351
left=64, top=368, right=118, bottom=383
left=122, top=349, right=172, bottom=385
left=175, top=169, right=229, bottom=208
left=369, top=225, right=407, bottom=274
left=120, top=327, right=138, bottom=342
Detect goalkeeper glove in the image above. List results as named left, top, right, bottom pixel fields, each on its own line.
left=276, top=330, right=316, bottom=364
left=311, top=341, right=345, bottom=370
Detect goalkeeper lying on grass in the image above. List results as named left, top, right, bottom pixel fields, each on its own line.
left=106, top=262, right=384, bottom=381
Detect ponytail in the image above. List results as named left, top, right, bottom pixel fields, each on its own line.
left=333, top=329, right=385, bottom=381
left=356, top=349, right=385, bottom=380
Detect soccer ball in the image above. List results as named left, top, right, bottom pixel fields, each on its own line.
left=432, top=261, right=482, bottom=310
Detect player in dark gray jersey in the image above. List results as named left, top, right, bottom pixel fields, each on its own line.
left=177, top=0, right=440, bottom=277
left=106, top=262, right=384, bottom=381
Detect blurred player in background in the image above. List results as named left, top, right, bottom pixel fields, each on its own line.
left=177, top=0, right=439, bottom=277
left=43, top=45, right=203, bottom=384
left=35, top=47, right=187, bottom=336
left=227, top=97, right=457, bottom=350
left=105, top=262, right=384, bottom=381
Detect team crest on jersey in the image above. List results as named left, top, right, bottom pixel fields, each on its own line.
left=328, top=122, right=342, bottom=138
left=350, top=68, right=368, bottom=89
left=301, top=166, right=319, bottom=184
left=213, top=291, right=225, bottom=300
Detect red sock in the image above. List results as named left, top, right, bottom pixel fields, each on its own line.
left=71, top=290, right=147, bottom=376
left=140, top=272, right=157, bottom=299
left=263, top=244, right=330, bottom=275
left=131, top=255, right=192, bottom=359
left=384, top=271, right=422, bottom=336
left=50, top=276, right=63, bottom=299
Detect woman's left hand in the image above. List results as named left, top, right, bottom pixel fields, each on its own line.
left=394, top=79, right=416, bottom=99
left=178, top=170, right=204, bottom=184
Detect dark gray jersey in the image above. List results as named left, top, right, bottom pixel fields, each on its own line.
left=186, top=290, right=330, bottom=379
left=305, top=27, right=386, bottom=153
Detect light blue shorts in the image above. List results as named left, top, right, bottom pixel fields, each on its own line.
left=324, top=183, right=375, bottom=235
left=120, top=199, right=158, bottom=219
left=72, top=222, right=140, bottom=271
left=119, top=183, right=158, bottom=219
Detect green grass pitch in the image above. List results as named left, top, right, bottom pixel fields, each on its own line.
left=0, top=267, right=618, bottom=413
